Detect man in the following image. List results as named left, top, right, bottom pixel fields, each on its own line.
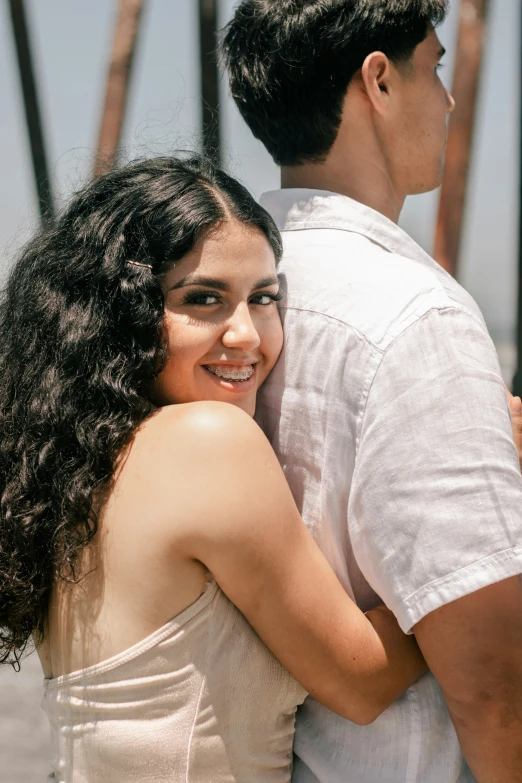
left=222, top=2, right=522, bottom=782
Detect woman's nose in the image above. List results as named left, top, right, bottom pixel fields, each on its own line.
left=221, top=303, right=261, bottom=351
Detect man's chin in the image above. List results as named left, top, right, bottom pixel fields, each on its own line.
left=409, top=171, right=444, bottom=196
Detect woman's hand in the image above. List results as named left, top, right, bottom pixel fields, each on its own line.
left=506, top=389, right=522, bottom=472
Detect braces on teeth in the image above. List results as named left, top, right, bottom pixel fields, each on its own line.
left=207, top=366, right=254, bottom=381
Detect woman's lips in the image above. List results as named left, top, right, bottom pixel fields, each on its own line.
left=202, top=364, right=257, bottom=393
left=205, top=364, right=254, bottom=381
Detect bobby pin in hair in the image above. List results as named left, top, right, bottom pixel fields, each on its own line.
left=127, top=260, right=153, bottom=270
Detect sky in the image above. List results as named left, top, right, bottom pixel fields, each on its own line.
left=0, top=0, right=519, bottom=347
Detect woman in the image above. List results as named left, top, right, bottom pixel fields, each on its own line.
left=0, top=156, right=515, bottom=782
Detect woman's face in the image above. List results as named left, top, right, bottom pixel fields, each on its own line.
left=153, top=218, right=283, bottom=416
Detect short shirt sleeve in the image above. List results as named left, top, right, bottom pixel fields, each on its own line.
left=349, top=307, right=522, bottom=633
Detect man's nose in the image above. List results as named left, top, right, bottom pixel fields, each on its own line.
left=221, top=303, right=261, bottom=351
left=445, top=88, right=456, bottom=114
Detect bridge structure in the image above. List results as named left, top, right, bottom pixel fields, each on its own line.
left=5, top=0, right=521, bottom=376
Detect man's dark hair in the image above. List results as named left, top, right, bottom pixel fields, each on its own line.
left=222, top=0, right=448, bottom=166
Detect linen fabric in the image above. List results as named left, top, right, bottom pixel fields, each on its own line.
left=42, top=579, right=306, bottom=782
left=257, top=189, right=522, bottom=783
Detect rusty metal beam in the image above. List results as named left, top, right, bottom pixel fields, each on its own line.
left=512, top=2, right=522, bottom=395
left=94, top=0, right=145, bottom=177
left=8, top=0, right=54, bottom=224
left=198, top=0, right=221, bottom=164
left=434, top=0, right=490, bottom=277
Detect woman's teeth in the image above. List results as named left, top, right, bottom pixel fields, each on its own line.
left=205, top=365, right=254, bottom=382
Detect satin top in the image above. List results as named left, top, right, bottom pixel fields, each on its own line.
left=42, top=579, right=306, bottom=782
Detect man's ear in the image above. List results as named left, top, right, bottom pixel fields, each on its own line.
left=361, top=51, right=392, bottom=115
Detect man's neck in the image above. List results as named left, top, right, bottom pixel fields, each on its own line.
left=280, top=155, right=405, bottom=224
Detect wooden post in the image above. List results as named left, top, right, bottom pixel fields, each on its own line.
left=512, top=2, right=522, bottom=395
left=8, top=0, right=54, bottom=224
left=434, top=0, right=490, bottom=277
left=94, top=0, right=145, bottom=176
left=198, top=0, right=221, bottom=164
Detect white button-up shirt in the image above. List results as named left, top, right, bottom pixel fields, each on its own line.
left=257, top=189, right=522, bottom=783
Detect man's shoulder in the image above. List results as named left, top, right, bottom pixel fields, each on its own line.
left=279, top=227, right=484, bottom=351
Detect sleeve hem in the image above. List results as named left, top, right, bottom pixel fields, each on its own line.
left=395, top=547, right=522, bottom=634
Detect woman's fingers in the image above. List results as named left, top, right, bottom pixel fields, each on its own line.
left=509, top=395, right=522, bottom=415
left=507, top=390, right=522, bottom=472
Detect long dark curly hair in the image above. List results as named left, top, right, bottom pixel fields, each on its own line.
left=0, top=155, right=282, bottom=667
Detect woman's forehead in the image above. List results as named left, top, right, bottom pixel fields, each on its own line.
left=165, top=222, right=277, bottom=287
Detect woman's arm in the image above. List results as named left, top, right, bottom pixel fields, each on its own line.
left=167, top=402, right=426, bottom=725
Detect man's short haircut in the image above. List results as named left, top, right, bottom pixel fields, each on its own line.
left=222, top=0, right=448, bottom=166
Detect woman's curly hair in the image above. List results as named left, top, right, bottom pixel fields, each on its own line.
left=0, top=155, right=282, bottom=667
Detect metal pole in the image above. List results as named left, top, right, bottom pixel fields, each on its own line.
left=512, top=2, right=522, bottom=396
left=8, top=0, right=54, bottom=225
left=94, top=0, right=145, bottom=177
left=198, top=0, right=221, bottom=164
left=434, top=0, right=490, bottom=277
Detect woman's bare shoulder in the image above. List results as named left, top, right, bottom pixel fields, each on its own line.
left=123, top=402, right=276, bottom=501
left=114, top=402, right=286, bottom=546
left=136, top=401, right=268, bottom=454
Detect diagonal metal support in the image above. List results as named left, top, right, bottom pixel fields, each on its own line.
left=434, top=0, right=490, bottom=277
left=94, top=0, right=145, bottom=176
left=199, top=0, right=221, bottom=164
left=8, top=0, right=54, bottom=225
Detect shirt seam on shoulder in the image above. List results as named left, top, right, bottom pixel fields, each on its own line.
left=281, top=297, right=485, bottom=359
left=352, top=305, right=491, bottom=457
left=280, top=223, right=464, bottom=299
left=280, top=305, right=386, bottom=354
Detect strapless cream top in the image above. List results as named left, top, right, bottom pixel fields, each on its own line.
left=42, top=580, right=307, bottom=782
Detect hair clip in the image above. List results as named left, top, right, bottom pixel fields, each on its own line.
left=127, top=259, right=153, bottom=270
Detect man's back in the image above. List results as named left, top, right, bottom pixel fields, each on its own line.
left=257, top=189, right=522, bottom=783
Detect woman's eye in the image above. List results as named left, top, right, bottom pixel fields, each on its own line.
left=250, top=292, right=281, bottom=306
left=185, top=293, right=221, bottom=306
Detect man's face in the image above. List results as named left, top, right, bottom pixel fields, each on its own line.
left=390, top=27, right=455, bottom=195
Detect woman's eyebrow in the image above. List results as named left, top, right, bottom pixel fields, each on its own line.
left=169, top=275, right=230, bottom=291
left=253, top=276, right=279, bottom=289
left=169, top=274, right=280, bottom=291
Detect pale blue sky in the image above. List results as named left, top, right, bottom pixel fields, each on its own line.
left=0, top=0, right=519, bottom=342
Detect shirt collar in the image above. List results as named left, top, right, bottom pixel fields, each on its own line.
left=259, top=188, right=436, bottom=268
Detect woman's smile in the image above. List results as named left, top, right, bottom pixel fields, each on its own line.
left=202, top=362, right=259, bottom=394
